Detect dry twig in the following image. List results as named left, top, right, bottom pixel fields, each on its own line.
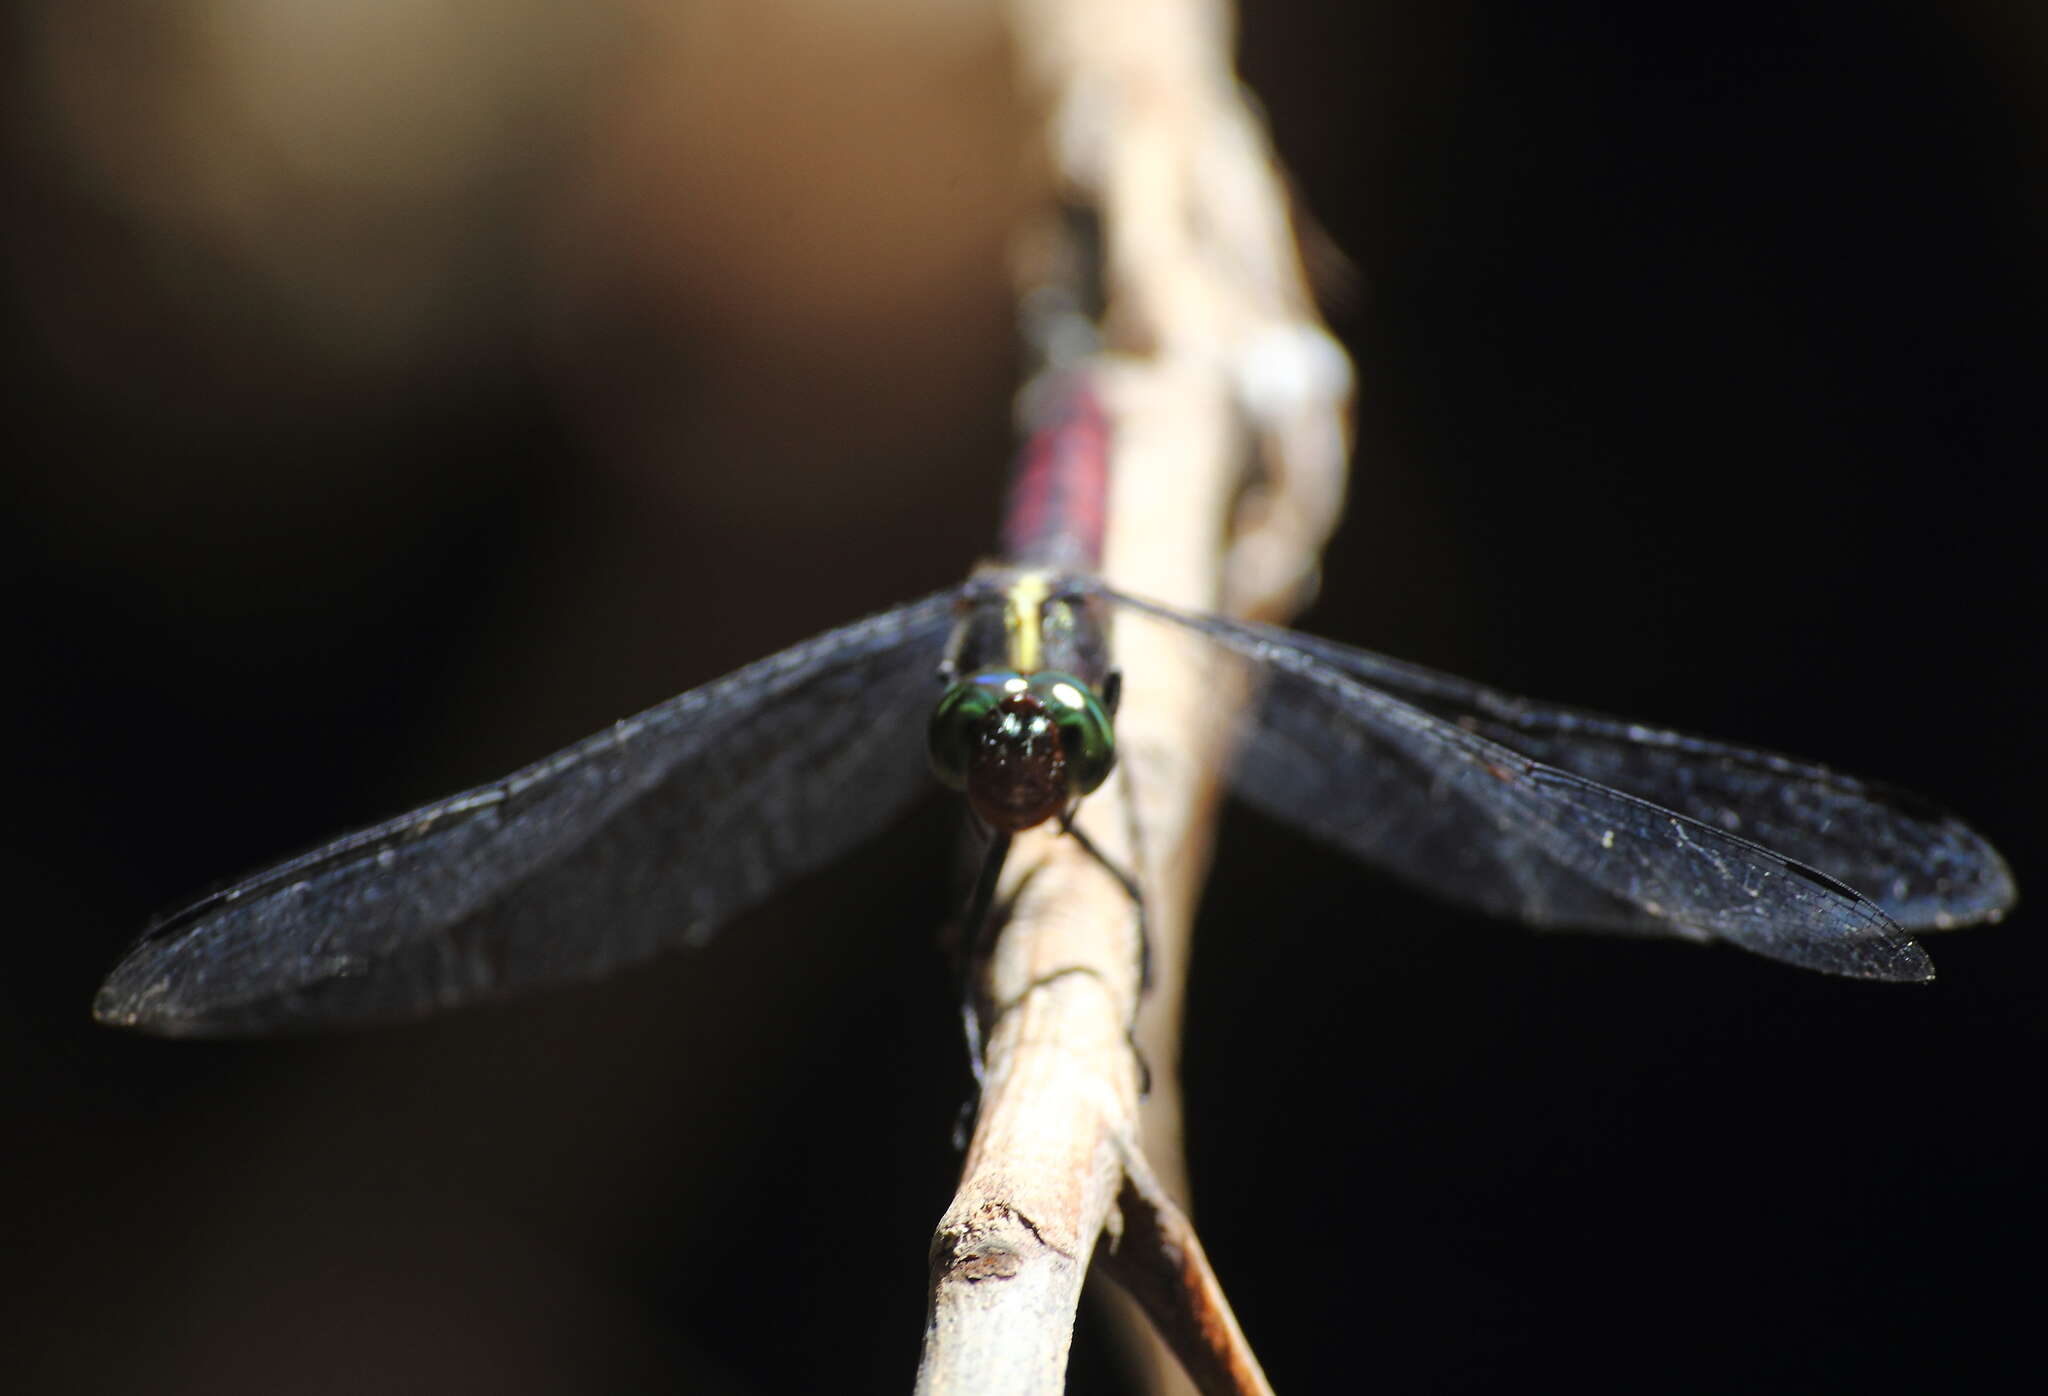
left=917, top=1, right=1352, bottom=1391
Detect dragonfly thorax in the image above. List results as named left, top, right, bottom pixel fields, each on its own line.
left=927, top=669, right=1116, bottom=833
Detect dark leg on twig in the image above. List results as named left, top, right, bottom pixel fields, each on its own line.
left=957, top=829, right=1013, bottom=1085
left=1058, top=815, right=1148, bottom=985
left=1057, top=809, right=1153, bottom=1097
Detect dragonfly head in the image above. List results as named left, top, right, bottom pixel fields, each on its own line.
left=928, top=670, right=1115, bottom=832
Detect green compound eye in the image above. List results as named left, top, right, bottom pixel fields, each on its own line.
left=1028, top=671, right=1116, bottom=796
left=927, top=671, right=1018, bottom=791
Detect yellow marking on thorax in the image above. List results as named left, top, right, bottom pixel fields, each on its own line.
left=1005, top=573, right=1052, bottom=674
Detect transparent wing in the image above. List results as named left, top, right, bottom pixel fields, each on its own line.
left=1098, top=586, right=2008, bottom=981
left=1242, top=627, right=2015, bottom=934
left=96, top=591, right=964, bottom=1036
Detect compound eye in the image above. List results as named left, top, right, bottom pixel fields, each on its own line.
left=1029, top=671, right=1116, bottom=796
left=927, top=671, right=1023, bottom=790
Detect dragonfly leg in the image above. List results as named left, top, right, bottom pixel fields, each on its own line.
left=1058, top=733, right=1151, bottom=994
left=1056, top=804, right=1152, bottom=1099
left=1057, top=814, right=1149, bottom=987
left=1125, top=1025, right=1153, bottom=1099
left=956, top=829, right=1013, bottom=1086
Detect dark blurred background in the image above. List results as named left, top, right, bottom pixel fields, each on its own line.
left=4, top=1, right=2040, bottom=1391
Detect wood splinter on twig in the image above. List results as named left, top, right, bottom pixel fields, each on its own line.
left=1096, top=1146, right=1274, bottom=1396
left=918, top=0, right=1352, bottom=1392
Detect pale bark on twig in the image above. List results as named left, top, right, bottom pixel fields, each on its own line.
left=917, top=1, right=1352, bottom=1392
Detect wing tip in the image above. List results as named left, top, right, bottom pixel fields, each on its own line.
left=92, top=980, right=177, bottom=1037
left=93, top=956, right=215, bottom=1038
left=1878, top=938, right=1937, bottom=985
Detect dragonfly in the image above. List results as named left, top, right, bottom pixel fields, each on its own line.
left=95, top=383, right=2015, bottom=1037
